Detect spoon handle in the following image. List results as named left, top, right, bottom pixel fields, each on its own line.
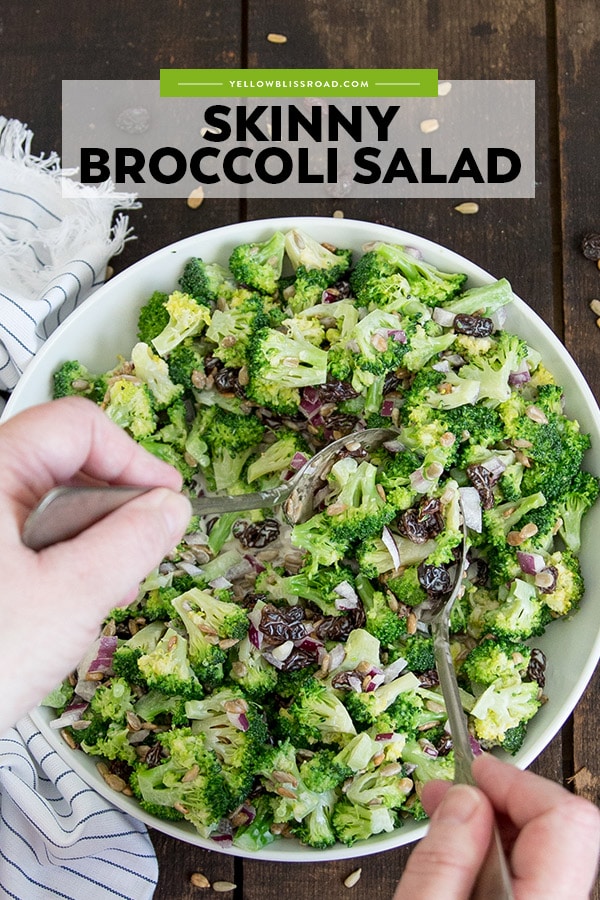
left=22, top=482, right=292, bottom=551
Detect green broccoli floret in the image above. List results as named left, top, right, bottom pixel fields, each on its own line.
left=331, top=309, right=412, bottom=387
left=185, top=687, right=267, bottom=774
left=344, top=672, right=421, bottom=727
left=482, top=492, right=547, bottom=586
left=350, top=242, right=466, bottom=308
left=284, top=228, right=352, bottom=313
left=172, top=588, right=248, bottom=684
left=257, top=740, right=323, bottom=823
left=402, top=323, right=457, bottom=372
left=137, top=627, right=204, bottom=699
left=401, top=740, right=455, bottom=784
left=178, top=258, right=234, bottom=305
left=441, top=278, right=514, bottom=317
left=137, top=290, right=170, bottom=344
left=376, top=449, right=421, bottom=512
left=332, top=799, right=395, bottom=846
left=167, top=339, right=206, bottom=391
left=112, top=646, right=146, bottom=685
left=246, top=429, right=311, bottom=484
left=383, top=688, right=447, bottom=740
left=501, top=723, right=528, bottom=755
left=290, top=513, right=349, bottom=573
left=556, top=471, right=600, bottom=552
left=228, top=231, right=286, bottom=294
left=257, top=564, right=357, bottom=618
left=356, top=574, right=406, bottom=648
left=151, top=290, right=212, bottom=357
left=192, top=405, right=265, bottom=492
left=248, top=326, right=328, bottom=390
left=103, top=377, right=156, bottom=439
left=541, top=549, right=584, bottom=617
left=81, top=721, right=137, bottom=765
left=400, top=634, right=435, bottom=673
left=469, top=675, right=541, bottom=748
left=131, top=341, right=183, bottom=408
left=134, top=690, right=188, bottom=726
left=457, top=331, right=530, bottom=405
left=88, top=677, right=134, bottom=722
left=131, top=727, right=233, bottom=836
left=299, top=749, right=353, bottom=793
left=485, top=578, right=548, bottom=641
left=292, top=791, right=338, bottom=849
left=325, top=457, right=396, bottom=545
left=137, top=437, right=195, bottom=482
left=228, top=635, right=279, bottom=699
left=52, top=360, right=98, bottom=400
left=344, top=768, right=413, bottom=810
left=462, top=637, right=531, bottom=687
left=386, top=567, right=428, bottom=608
left=152, top=397, right=188, bottom=450
left=278, top=677, right=357, bottom=746
left=205, top=294, right=269, bottom=368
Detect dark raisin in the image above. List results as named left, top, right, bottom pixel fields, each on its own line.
left=453, top=314, right=494, bottom=337
left=436, top=734, right=453, bottom=756
left=277, top=646, right=318, bottom=671
left=417, top=497, right=444, bottom=537
left=526, top=648, right=546, bottom=689
left=466, top=464, right=496, bottom=509
left=417, top=562, right=452, bottom=594
left=417, top=668, right=440, bottom=687
left=581, top=232, right=600, bottom=261
left=331, top=671, right=363, bottom=691
left=383, top=371, right=402, bottom=393
left=259, top=603, right=306, bottom=643
left=468, top=557, right=489, bottom=587
left=309, top=380, right=359, bottom=403
left=145, top=742, right=164, bottom=768
left=325, top=413, right=359, bottom=438
left=398, top=508, right=430, bottom=544
left=235, top=519, right=280, bottom=549
left=213, top=366, right=246, bottom=398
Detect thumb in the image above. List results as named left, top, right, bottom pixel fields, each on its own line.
left=393, top=785, right=494, bottom=900
left=41, top=487, right=191, bottom=616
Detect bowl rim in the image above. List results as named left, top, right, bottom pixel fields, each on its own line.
left=8, top=215, right=600, bottom=861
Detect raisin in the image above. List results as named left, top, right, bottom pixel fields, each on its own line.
left=259, top=603, right=306, bottom=643
left=581, top=232, right=600, bottom=261
left=325, top=413, right=359, bottom=437
left=310, top=380, right=359, bottom=403
left=526, top=648, right=547, bottom=689
left=398, top=508, right=430, bottom=544
left=145, top=743, right=164, bottom=768
left=213, top=366, right=246, bottom=398
left=417, top=668, right=440, bottom=687
left=466, top=464, right=495, bottom=509
left=417, top=497, right=444, bottom=537
left=234, top=519, right=280, bottom=549
left=277, top=646, right=318, bottom=671
left=417, top=562, right=452, bottom=594
left=453, top=314, right=494, bottom=337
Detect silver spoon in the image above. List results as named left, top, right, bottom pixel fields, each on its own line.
left=422, top=501, right=514, bottom=900
left=21, top=427, right=399, bottom=551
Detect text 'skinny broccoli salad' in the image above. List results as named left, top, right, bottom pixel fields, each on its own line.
left=45, top=228, right=598, bottom=850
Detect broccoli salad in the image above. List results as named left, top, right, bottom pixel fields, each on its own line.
left=45, top=227, right=599, bottom=850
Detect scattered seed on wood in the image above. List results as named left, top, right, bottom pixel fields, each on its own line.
left=589, top=299, right=600, bottom=316
left=333, top=209, right=344, bottom=218
left=267, top=32, right=287, bottom=43
left=344, top=868, right=362, bottom=888
left=420, top=118, right=439, bottom=134
left=187, top=186, right=205, bottom=209
left=596, top=317, right=600, bottom=329
left=212, top=882, right=237, bottom=893
left=454, top=201, right=479, bottom=214
left=190, top=872, right=210, bottom=888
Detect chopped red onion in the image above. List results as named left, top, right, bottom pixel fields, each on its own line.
left=470, top=735, right=484, bottom=756
left=244, top=554, right=266, bottom=574
left=211, top=833, right=233, bottom=845
left=87, top=635, right=118, bottom=674
left=381, top=525, right=401, bottom=570
left=49, top=703, right=88, bottom=730
left=420, top=739, right=439, bottom=758
left=432, top=306, right=456, bottom=327
left=299, top=389, right=322, bottom=419
left=178, top=561, right=204, bottom=577
left=508, top=368, right=531, bottom=386
left=517, top=551, right=546, bottom=575
left=226, top=710, right=249, bottom=732
left=459, top=487, right=482, bottom=533
left=388, top=329, right=407, bottom=343
left=231, top=803, right=256, bottom=828
left=380, top=400, right=394, bottom=417
left=364, top=672, right=386, bottom=692
left=248, top=623, right=263, bottom=649
left=375, top=732, right=394, bottom=742
left=290, top=452, right=309, bottom=470
left=327, top=643, right=346, bottom=671
left=296, top=636, right=323, bottom=658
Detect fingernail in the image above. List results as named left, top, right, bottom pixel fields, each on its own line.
left=152, top=489, right=192, bottom=541
left=434, top=785, right=482, bottom=824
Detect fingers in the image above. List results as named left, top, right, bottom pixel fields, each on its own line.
left=0, top=398, right=183, bottom=503
left=393, top=784, right=494, bottom=900
left=472, top=754, right=600, bottom=897
left=37, top=487, right=192, bottom=620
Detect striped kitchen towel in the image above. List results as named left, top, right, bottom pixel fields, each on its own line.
left=0, top=116, right=138, bottom=412
left=0, top=717, right=158, bottom=899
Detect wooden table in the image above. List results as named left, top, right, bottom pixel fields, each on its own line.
left=2, top=1, right=599, bottom=897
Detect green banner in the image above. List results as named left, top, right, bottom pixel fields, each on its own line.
left=160, top=68, right=438, bottom=98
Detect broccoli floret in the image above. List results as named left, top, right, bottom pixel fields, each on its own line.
left=88, top=677, right=134, bottom=722
left=137, top=290, right=170, bottom=344
left=178, top=258, right=233, bottom=305
left=344, top=672, right=421, bottom=727
left=441, top=278, right=514, bottom=317
left=350, top=242, right=466, bottom=308
left=172, top=588, right=247, bottom=684
left=284, top=228, right=352, bottom=313
left=332, top=309, right=412, bottom=385
left=258, top=564, right=357, bottom=618
left=248, top=326, right=328, bottom=390
left=401, top=740, right=455, bottom=784
left=556, top=471, right=600, bottom=552
left=205, top=294, right=269, bottom=368
left=401, top=634, right=435, bottom=673
left=228, top=231, right=286, bottom=294
left=541, top=549, right=584, bottom=616
left=386, top=567, right=428, bottom=608
left=192, top=405, right=265, bottom=492
left=278, top=677, right=357, bottom=746
left=131, top=341, right=183, bottom=408
left=382, top=688, right=447, bottom=740
left=332, top=799, right=395, bottom=846
left=257, top=740, right=323, bottom=823
left=103, top=377, right=156, bottom=440
left=292, top=790, right=338, bottom=849
left=485, top=578, right=548, bottom=641
left=403, top=323, right=457, bottom=372
left=469, top=676, right=541, bottom=748
left=325, top=457, right=396, bottom=545
left=229, top=635, right=278, bottom=699
left=152, top=397, right=188, bottom=450
left=344, top=768, right=413, bottom=810
left=151, top=290, right=212, bottom=357
left=167, top=339, right=206, bottom=391
left=246, top=429, right=311, bottom=484
left=137, top=627, right=203, bottom=699
left=52, top=360, right=98, bottom=400
left=112, top=646, right=146, bottom=685
left=299, top=749, right=353, bottom=793
left=356, top=574, right=406, bottom=647
left=462, top=637, right=531, bottom=687
left=457, top=331, right=530, bottom=405
left=482, top=492, right=547, bottom=585
left=501, top=722, right=528, bottom=755
left=131, top=727, right=233, bottom=836
left=138, top=437, right=195, bottom=482
left=185, top=687, right=267, bottom=774
left=81, top=721, right=137, bottom=765
left=134, top=690, right=188, bottom=726
left=290, top=513, right=349, bottom=573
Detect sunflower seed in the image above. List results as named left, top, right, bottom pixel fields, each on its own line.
left=454, top=202, right=480, bottom=214
left=344, top=868, right=362, bottom=888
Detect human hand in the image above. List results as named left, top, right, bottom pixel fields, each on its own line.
left=393, top=752, right=600, bottom=899
left=0, top=397, right=191, bottom=732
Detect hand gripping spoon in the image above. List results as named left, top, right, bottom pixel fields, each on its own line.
left=21, top=428, right=399, bottom=551
left=421, top=500, right=514, bottom=900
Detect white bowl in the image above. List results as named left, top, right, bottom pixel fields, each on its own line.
left=5, top=217, right=600, bottom=862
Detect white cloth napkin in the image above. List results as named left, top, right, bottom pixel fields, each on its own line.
left=0, top=118, right=159, bottom=898
left=0, top=717, right=158, bottom=899
left=0, top=116, right=138, bottom=413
